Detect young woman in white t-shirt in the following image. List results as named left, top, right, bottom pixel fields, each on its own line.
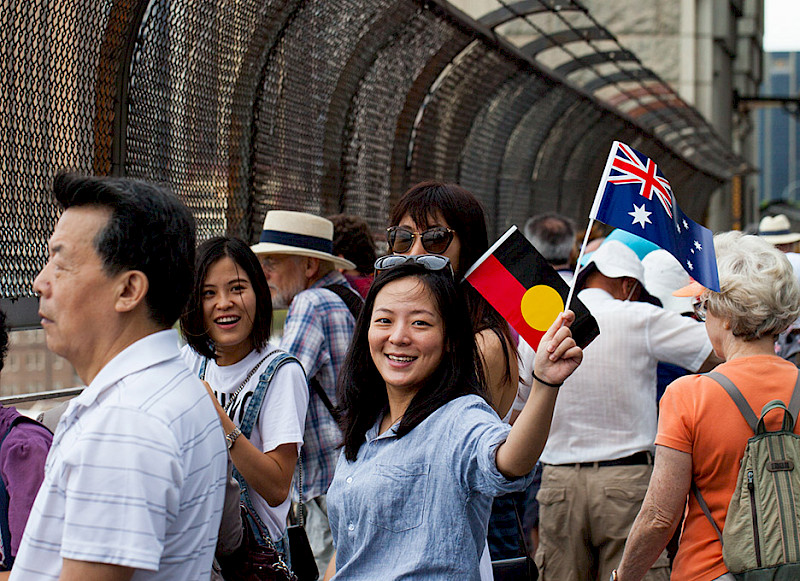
left=179, top=236, right=308, bottom=550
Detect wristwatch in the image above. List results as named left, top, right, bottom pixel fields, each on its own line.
left=225, top=426, right=242, bottom=450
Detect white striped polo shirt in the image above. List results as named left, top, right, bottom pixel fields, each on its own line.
left=10, top=330, right=227, bottom=580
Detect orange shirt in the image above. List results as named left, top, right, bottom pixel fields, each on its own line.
left=656, top=355, right=800, bottom=581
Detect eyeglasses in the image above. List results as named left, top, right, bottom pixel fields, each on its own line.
left=386, top=226, right=456, bottom=254
left=374, top=254, right=453, bottom=275
left=693, top=297, right=709, bottom=322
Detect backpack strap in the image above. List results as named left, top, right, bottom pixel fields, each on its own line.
left=307, top=284, right=362, bottom=421
left=692, top=483, right=724, bottom=547
left=323, top=283, right=363, bottom=320
left=788, top=369, right=800, bottom=427
left=234, top=351, right=301, bottom=541
left=704, top=371, right=760, bottom=433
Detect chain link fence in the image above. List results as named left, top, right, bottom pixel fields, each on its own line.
left=1, top=0, right=741, bottom=309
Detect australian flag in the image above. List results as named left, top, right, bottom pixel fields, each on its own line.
left=590, top=141, right=720, bottom=291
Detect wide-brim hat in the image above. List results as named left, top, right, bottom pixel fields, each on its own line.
left=758, top=214, right=800, bottom=245
left=250, top=210, right=356, bottom=270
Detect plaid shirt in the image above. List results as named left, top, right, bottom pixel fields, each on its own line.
left=281, top=271, right=357, bottom=500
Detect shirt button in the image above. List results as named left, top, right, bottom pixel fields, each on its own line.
left=346, top=477, right=353, bottom=484
left=348, top=524, right=354, bottom=531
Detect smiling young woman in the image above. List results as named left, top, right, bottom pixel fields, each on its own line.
left=179, top=236, right=309, bottom=558
left=322, top=259, right=582, bottom=580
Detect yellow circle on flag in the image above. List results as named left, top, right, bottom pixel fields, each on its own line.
left=521, top=285, right=564, bottom=331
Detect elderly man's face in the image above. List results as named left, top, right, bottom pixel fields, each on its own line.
left=259, top=254, right=309, bottom=309
left=33, top=206, right=118, bottom=382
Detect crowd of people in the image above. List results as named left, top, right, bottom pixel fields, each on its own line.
left=2, top=173, right=800, bottom=581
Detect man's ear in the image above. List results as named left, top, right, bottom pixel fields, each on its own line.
left=621, top=277, right=641, bottom=301
left=115, top=270, right=149, bottom=313
left=304, top=257, right=321, bottom=280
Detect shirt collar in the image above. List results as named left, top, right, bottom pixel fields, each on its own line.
left=69, top=329, right=181, bottom=410
left=309, top=270, right=351, bottom=290
left=579, top=287, right=614, bottom=301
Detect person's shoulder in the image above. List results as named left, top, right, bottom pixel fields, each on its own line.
left=436, top=394, right=496, bottom=421
left=116, top=357, right=210, bottom=425
left=2, top=419, right=52, bottom=458
left=259, top=347, right=306, bottom=377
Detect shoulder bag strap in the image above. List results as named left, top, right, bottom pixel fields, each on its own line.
left=235, top=351, right=301, bottom=539
left=704, top=371, right=759, bottom=433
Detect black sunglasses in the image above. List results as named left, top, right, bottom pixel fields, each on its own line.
left=386, top=226, right=456, bottom=254
left=374, top=254, right=453, bottom=275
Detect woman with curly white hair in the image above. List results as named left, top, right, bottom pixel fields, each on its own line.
left=613, top=231, right=800, bottom=581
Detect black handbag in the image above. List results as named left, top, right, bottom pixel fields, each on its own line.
left=287, top=458, right=319, bottom=581
left=491, top=499, right=538, bottom=581
left=218, top=502, right=297, bottom=581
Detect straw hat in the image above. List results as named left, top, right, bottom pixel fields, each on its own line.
left=250, top=210, right=356, bottom=270
left=757, top=214, right=800, bottom=245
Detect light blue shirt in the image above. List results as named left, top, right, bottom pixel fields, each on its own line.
left=327, top=395, right=532, bottom=580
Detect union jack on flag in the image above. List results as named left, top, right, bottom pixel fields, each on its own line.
left=607, top=142, right=674, bottom=218
left=589, top=141, right=720, bottom=291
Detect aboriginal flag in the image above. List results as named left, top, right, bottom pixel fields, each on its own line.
left=464, top=226, right=599, bottom=351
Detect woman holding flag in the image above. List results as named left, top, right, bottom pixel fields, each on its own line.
left=323, top=256, right=582, bottom=579
left=387, top=181, right=547, bottom=567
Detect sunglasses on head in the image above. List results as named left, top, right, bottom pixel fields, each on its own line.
left=374, top=254, right=453, bottom=276
left=386, top=226, right=455, bottom=254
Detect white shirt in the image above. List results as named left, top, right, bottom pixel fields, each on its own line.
left=181, top=345, right=309, bottom=541
left=11, top=330, right=227, bottom=581
left=540, top=288, right=712, bottom=464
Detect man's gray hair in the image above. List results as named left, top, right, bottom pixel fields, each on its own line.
left=523, top=212, right=576, bottom=264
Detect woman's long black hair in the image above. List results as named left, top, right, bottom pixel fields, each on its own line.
left=180, top=236, right=273, bottom=360
left=389, top=181, right=517, bottom=384
left=336, top=263, right=487, bottom=461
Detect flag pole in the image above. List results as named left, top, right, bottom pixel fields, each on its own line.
left=564, top=141, right=619, bottom=313
left=564, top=219, right=595, bottom=312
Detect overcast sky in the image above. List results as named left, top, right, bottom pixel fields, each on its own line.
left=764, top=0, right=800, bottom=51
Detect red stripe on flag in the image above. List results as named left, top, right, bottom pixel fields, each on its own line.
left=466, top=254, right=547, bottom=350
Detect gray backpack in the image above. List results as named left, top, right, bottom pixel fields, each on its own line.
left=693, top=370, right=800, bottom=580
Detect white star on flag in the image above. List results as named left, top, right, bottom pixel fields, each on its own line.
left=694, top=240, right=702, bottom=251
left=687, top=259, right=693, bottom=271
left=628, top=203, right=652, bottom=228
left=683, top=219, right=689, bottom=230
left=676, top=222, right=681, bottom=233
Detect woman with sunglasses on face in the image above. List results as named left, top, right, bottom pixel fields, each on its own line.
left=321, top=255, right=582, bottom=580
left=388, top=181, right=519, bottom=421
left=180, top=236, right=309, bottom=558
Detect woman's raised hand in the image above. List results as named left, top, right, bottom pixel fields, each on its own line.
left=533, top=310, right=583, bottom=386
